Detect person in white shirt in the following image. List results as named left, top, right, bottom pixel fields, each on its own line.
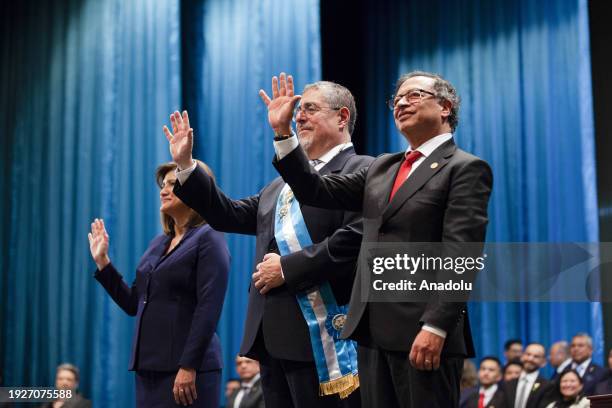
left=568, top=333, right=607, bottom=395
left=460, top=356, right=506, bottom=408
left=549, top=341, right=572, bottom=380
left=225, top=356, right=264, bottom=408
left=503, top=343, right=554, bottom=408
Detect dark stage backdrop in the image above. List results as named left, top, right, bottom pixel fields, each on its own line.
left=321, top=0, right=603, bottom=367
left=0, top=0, right=182, bottom=406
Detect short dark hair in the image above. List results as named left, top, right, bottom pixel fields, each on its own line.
left=480, top=356, right=502, bottom=370
left=558, top=369, right=583, bottom=385
left=393, top=70, right=460, bottom=132
left=503, top=359, right=523, bottom=372
left=504, top=339, right=523, bottom=350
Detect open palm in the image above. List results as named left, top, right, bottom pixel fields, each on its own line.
left=163, top=110, right=193, bottom=169
left=259, top=73, right=301, bottom=134
left=88, top=218, right=110, bottom=269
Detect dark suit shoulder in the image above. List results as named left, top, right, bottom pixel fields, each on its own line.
left=344, top=153, right=374, bottom=168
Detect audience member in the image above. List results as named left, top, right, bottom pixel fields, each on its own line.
left=39, top=363, right=91, bottom=408
left=225, top=378, right=241, bottom=401
left=544, top=370, right=590, bottom=408
left=594, top=348, right=612, bottom=395
left=568, top=333, right=607, bottom=395
left=462, top=359, right=479, bottom=391
left=505, top=340, right=524, bottom=363
left=550, top=341, right=572, bottom=380
left=503, top=343, right=554, bottom=408
left=504, top=360, right=524, bottom=383
left=460, top=356, right=507, bottom=408
left=225, top=356, right=264, bottom=408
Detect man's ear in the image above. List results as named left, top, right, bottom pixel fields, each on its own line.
left=439, top=99, right=452, bottom=120
left=338, top=106, right=350, bottom=131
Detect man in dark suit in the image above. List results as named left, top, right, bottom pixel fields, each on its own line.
left=461, top=357, right=507, bottom=408
left=567, top=333, right=608, bottom=395
left=164, top=80, right=372, bottom=408
left=265, top=70, right=493, bottom=407
left=226, top=356, right=264, bottom=408
left=502, top=343, right=554, bottom=408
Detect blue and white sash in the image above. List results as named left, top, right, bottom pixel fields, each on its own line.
left=274, top=184, right=359, bottom=398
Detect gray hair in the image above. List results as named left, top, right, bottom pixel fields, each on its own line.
left=56, top=363, right=80, bottom=383
left=303, top=81, right=357, bottom=136
left=394, top=70, right=460, bottom=132
left=573, top=333, right=593, bottom=347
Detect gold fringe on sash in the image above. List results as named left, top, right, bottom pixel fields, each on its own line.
left=319, top=373, right=360, bottom=399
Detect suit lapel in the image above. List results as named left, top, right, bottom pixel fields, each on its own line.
left=381, top=139, right=456, bottom=223
left=154, top=227, right=197, bottom=270
left=318, top=146, right=356, bottom=176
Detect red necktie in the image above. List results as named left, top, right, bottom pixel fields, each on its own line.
left=389, top=150, right=422, bottom=201
left=478, top=391, right=485, bottom=408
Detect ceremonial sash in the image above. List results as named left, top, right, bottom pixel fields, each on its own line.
left=274, top=184, right=359, bottom=398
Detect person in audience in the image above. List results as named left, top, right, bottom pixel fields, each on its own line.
left=225, top=356, right=264, bottom=408
left=460, top=356, right=507, bottom=408
left=568, top=333, right=607, bottom=395
left=544, top=370, right=590, bottom=408
left=503, top=360, right=524, bottom=383
left=549, top=341, right=572, bottom=380
left=89, top=161, right=230, bottom=408
left=462, top=360, right=479, bottom=391
left=594, top=348, right=612, bottom=395
left=504, top=340, right=524, bottom=363
left=39, top=363, right=91, bottom=408
left=503, top=343, right=554, bottom=408
left=225, top=378, right=241, bottom=401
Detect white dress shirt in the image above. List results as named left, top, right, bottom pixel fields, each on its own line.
left=572, top=358, right=591, bottom=378
left=233, top=373, right=260, bottom=408
left=479, top=383, right=498, bottom=407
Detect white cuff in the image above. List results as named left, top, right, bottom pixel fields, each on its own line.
left=422, top=324, right=447, bottom=339
left=175, top=160, right=197, bottom=185
left=273, top=133, right=299, bottom=160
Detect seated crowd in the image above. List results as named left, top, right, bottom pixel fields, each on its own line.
left=459, top=333, right=612, bottom=408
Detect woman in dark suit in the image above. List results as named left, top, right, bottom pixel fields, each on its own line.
left=88, top=161, right=230, bottom=408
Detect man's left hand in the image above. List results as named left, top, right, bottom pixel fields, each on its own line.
left=253, top=253, right=285, bottom=294
left=409, top=329, right=445, bottom=371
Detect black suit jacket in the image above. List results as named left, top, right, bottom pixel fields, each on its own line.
left=502, top=375, right=554, bottom=408
left=461, top=385, right=507, bottom=408
left=570, top=362, right=609, bottom=396
left=95, top=225, right=230, bottom=371
left=273, top=138, right=492, bottom=356
left=225, top=377, right=265, bottom=408
left=174, top=147, right=374, bottom=362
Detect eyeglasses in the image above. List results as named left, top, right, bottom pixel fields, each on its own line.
left=387, top=88, right=436, bottom=110
left=293, top=103, right=340, bottom=121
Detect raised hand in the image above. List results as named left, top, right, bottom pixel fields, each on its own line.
left=88, top=218, right=110, bottom=270
left=163, top=110, right=194, bottom=170
left=259, top=72, right=301, bottom=135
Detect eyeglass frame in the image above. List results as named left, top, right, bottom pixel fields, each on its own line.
left=293, top=102, right=341, bottom=122
left=387, top=88, right=436, bottom=111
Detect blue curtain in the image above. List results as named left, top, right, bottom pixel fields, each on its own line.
left=0, top=0, right=181, bottom=405
left=181, top=0, right=321, bottom=397
left=362, top=0, right=603, bottom=369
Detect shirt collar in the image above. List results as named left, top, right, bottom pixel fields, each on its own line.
left=315, top=142, right=353, bottom=165
left=519, top=369, right=540, bottom=382
left=405, top=133, right=453, bottom=158
left=479, top=383, right=498, bottom=398
left=242, top=373, right=260, bottom=389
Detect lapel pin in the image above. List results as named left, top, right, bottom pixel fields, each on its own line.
left=430, top=162, right=439, bottom=169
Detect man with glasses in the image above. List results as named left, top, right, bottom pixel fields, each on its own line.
left=165, top=77, right=372, bottom=408
left=266, top=71, right=492, bottom=407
